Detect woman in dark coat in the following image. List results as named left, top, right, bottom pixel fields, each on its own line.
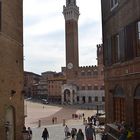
left=76, top=129, right=84, bottom=140
left=42, top=128, right=49, bottom=140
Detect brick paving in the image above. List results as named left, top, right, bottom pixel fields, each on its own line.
left=25, top=101, right=102, bottom=140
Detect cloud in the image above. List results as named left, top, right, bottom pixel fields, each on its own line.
left=23, top=0, right=102, bottom=74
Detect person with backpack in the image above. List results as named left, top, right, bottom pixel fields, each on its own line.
left=42, top=128, right=49, bottom=140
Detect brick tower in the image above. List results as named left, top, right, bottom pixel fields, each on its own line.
left=0, top=1, right=24, bottom=139
left=63, top=0, right=80, bottom=81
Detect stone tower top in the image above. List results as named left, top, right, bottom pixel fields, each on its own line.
left=63, top=0, right=80, bottom=21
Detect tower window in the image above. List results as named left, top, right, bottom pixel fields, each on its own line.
left=138, top=21, right=140, bottom=40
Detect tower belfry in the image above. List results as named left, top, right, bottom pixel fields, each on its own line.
left=63, top=0, right=80, bottom=80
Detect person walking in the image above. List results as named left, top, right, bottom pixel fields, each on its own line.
left=76, top=129, right=84, bottom=140
left=22, top=126, right=29, bottom=140
left=42, top=128, right=49, bottom=140
left=27, top=127, right=32, bottom=140
left=64, top=125, right=70, bottom=138
left=85, top=123, right=96, bottom=140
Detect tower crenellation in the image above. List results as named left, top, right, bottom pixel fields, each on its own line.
left=63, top=0, right=79, bottom=21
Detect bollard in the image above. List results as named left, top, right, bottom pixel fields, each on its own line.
left=38, top=120, right=41, bottom=127
left=83, top=118, right=85, bottom=124
left=63, top=119, right=65, bottom=126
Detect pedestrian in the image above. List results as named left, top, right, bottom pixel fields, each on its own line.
left=55, top=117, right=57, bottom=124
left=76, top=129, right=84, bottom=140
left=52, top=117, right=54, bottom=124
left=64, top=125, right=70, bottom=138
left=85, top=123, right=96, bottom=140
left=22, top=126, right=29, bottom=140
left=42, top=128, right=49, bottom=140
left=27, top=127, right=32, bottom=140
left=93, top=116, right=96, bottom=126
left=71, top=128, right=77, bottom=139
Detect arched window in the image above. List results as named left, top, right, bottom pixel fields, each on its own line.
left=87, top=70, right=91, bottom=76
left=81, top=70, right=85, bottom=76
left=134, top=85, right=140, bottom=99
left=113, top=86, right=125, bottom=122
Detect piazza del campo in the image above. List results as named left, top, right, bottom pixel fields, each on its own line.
left=0, top=0, right=140, bottom=140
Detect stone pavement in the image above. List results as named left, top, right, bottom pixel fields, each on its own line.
left=31, top=123, right=102, bottom=140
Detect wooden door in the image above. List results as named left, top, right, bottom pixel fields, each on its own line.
left=134, top=99, right=140, bottom=139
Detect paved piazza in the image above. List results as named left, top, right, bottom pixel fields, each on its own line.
left=25, top=101, right=102, bottom=140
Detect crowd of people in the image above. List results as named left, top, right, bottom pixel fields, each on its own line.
left=64, top=123, right=96, bottom=140
left=22, top=126, right=32, bottom=140
left=22, top=114, right=102, bottom=140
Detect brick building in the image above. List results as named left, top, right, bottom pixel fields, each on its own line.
left=24, top=71, right=41, bottom=97
left=47, top=71, right=66, bottom=103
left=101, top=0, right=140, bottom=139
left=0, top=0, right=24, bottom=139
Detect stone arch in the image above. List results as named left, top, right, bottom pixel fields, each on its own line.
left=5, top=105, right=15, bottom=140
left=134, top=84, right=140, bottom=98
left=64, top=89, right=70, bottom=103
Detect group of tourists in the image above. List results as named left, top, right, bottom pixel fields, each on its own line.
left=22, top=126, right=32, bottom=140
left=64, top=123, right=96, bottom=140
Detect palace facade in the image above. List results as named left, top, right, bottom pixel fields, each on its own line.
left=101, top=0, right=140, bottom=139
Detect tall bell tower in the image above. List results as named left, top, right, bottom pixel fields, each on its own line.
left=63, top=0, right=80, bottom=81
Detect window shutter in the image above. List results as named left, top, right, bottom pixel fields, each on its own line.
left=125, top=22, right=136, bottom=60
left=119, top=28, right=125, bottom=61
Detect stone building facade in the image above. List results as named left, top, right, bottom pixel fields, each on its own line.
left=0, top=0, right=24, bottom=139
left=101, top=0, right=140, bottom=139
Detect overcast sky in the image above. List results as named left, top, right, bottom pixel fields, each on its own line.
left=23, top=0, right=102, bottom=75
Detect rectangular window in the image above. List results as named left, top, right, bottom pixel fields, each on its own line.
left=0, top=2, right=1, bottom=31
left=136, top=21, right=140, bottom=56
left=110, top=0, right=118, bottom=10
left=95, top=96, right=98, bottom=102
left=81, top=86, right=85, bottom=90
left=88, top=86, right=92, bottom=90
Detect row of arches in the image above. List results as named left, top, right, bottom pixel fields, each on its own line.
left=112, top=85, right=140, bottom=139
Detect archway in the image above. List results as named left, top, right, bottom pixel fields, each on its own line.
left=113, top=86, right=125, bottom=122
left=64, top=89, right=70, bottom=103
left=134, top=85, right=140, bottom=139
left=5, top=106, right=15, bottom=140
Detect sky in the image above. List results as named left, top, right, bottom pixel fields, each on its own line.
left=23, top=0, right=102, bottom=75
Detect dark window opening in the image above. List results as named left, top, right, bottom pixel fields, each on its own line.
left=95, top=96, right=98, bottom=102
left=81, top=86, right=85, bottom=90
left=88, top=96, right=92, bottom=103
left=0, top=2, right=2, bottom=31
